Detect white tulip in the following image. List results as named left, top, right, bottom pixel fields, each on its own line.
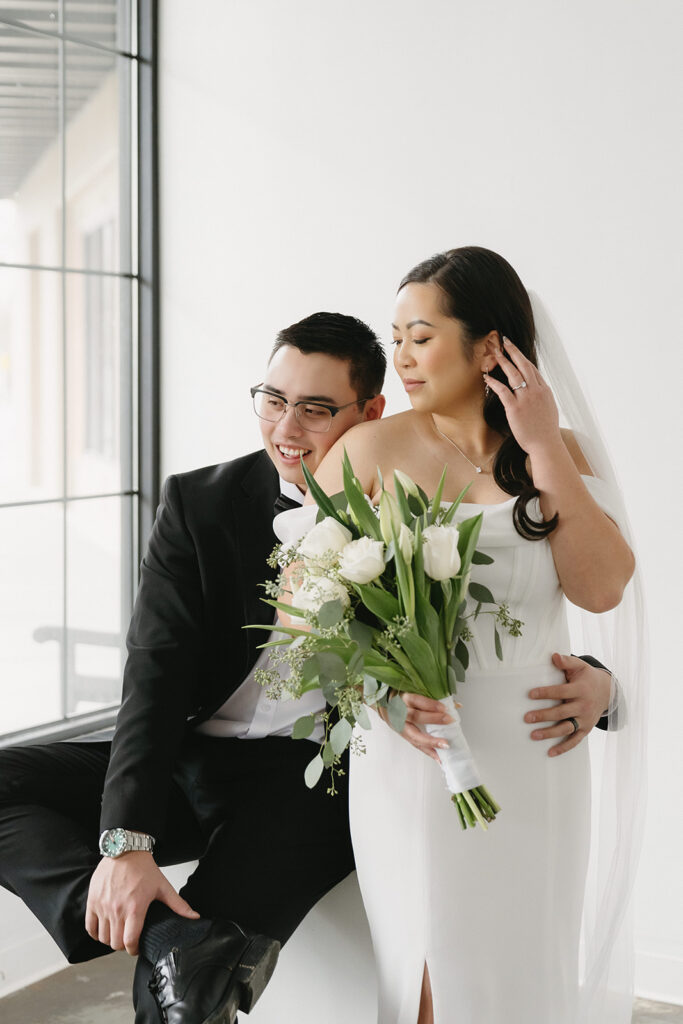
left=298, top=517, right=352, bottom=565
left=291, top=574, right=350, bottom=621
left=397, top=522, right=415, bottom=563
left=422, top=524, right=461, bottom=581
left=394, top=469, right=420, bottom=498
left=338, top=537, right=386, bottom=585
left=378, top=490, right=403, bottom=547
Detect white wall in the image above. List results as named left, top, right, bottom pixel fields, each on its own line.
left=4, top=0, right=680, bottom=1010
left=158, top=0, right=683, bottom=1009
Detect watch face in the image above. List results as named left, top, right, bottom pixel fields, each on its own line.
left=101, top=828, right=127, bottom=857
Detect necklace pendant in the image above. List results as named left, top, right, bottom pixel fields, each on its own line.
left=475, top=466, right=482, bottom=473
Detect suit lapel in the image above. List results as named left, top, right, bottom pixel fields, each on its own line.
left=231, top=452, right=280, bottom=676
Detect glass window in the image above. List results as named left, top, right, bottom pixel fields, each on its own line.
left=0, top=1, right=151, bottom=742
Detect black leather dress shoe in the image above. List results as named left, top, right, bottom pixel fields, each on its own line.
left=148, top=919, right=280, bottom=1024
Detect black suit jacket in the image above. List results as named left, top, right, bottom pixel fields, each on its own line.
left=100, top=450, right=280, bottom=837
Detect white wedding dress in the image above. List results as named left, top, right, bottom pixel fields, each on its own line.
left=349, top=475, right=622, bottom=1024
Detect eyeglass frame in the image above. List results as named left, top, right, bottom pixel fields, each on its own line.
left=250, top=385, right=375, bottom=433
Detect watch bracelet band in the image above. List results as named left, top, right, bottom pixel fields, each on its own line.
left=126, top=830, right=155, bottom=852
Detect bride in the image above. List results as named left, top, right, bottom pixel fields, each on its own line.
left=305, top=247, right=645, bottom=1023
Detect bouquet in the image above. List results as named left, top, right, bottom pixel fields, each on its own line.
left=251, top=453, right=522, bottom=830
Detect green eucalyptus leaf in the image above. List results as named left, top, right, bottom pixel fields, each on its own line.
left=317, top=599, right=344, bottom=628
left=316, top=652, right=347, bottom=681
left=301, top=655, right=321, bottom=682
left=469, top=582, right=495, bottom=605
left=451, top=656, right=466, bottom=683
left=471, top=550, right=494, bottom=565
left=322, top=742, right=336, bottom=766
left=356, top=705, right=372, bottom=729
left=363, top=673, right=379, bottom=698
left=292, top=715, right=316, bottom=740
left=455, top=638, right=469, bottom=670
left=494, top=626, right=503, bottom=661
left=387, top=694, right=408, bottom=733
left=330, top=717, right=353, bottom=755
left=304, top=754, right=324, bottom=788
left=321, top=679, right=340, bottom=706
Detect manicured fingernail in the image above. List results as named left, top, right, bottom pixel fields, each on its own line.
left=437, top=740, right=449, bottom=749
left=531, top=730, right=542, bottom=739
left=549, top=748, right=558, bottom=756
left=503, top=335, right=511, bottom=345
left=442, top=714, right=454, bottom=723
left=529, top=689, right=539, bottom=698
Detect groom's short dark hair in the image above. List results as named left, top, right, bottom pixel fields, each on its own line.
left=270, top=312, right=386, bottom=400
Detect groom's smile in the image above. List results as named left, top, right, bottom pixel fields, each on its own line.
left=257, top=344, right=381, bottom=490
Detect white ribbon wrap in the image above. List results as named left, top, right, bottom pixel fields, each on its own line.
left=424, top=695, right=482, bottom=793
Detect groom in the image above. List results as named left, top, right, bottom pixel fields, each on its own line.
left=0, top=311, right=612, bottom=1024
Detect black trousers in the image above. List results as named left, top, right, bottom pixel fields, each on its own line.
left=0, top=734, right=355, bottom=1019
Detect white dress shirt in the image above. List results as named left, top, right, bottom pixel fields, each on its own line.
left=196, top=476, right=325, bottom=742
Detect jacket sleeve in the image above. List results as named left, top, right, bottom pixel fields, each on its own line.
left=576, top=653, right=611, bottom=732
left=100, top=474, right=205, bottom=838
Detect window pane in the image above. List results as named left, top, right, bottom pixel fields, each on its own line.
left=0, top=22, right=62, bottom=266
left=0, top=266, right=64, bottom=505
left=64, top=41, right=130, bottom=274
left=65, top=270, right=133, bottom=497
left=0, top=2, right=133, bottom=55
left=0, top=501, right=63, bottom=733
left=66, top=493, right=132, bottom=715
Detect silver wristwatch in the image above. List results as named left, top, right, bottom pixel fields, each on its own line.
left=99, top=827, right=155, bottom=858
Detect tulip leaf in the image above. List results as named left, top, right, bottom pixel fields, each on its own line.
left=349, top=619, right=374, bottom=650
left=292, top=715, right=316, bottom=740
left=330, top=717, right=353, bottom=755
left=304, top=754, right=324, bottom=788
left=356, top=583, right=400, bottom=623
left=301, top=459, right=345, bottom=523
left=447, top=664, right=458, bottom=693
left=451, top=654, right=466, bottom=683
left=348, top=646, right=365, bottom=678
left=440, top=482, right=473, bottom=525
left=342, top=450, right=381, bottom=539
left=429, top=465, right=449, bottom=523
left=469, top=582, right=495, bottom=605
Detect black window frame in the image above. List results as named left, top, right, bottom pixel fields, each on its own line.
left=0, top=0, right=159, bottom=748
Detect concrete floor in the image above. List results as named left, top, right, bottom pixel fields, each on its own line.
left=1, top=953, right=682, bottom=1023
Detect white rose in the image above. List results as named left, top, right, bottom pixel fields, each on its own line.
left=298, top=517, right=352, bottom=565
left=397, top=522, right=414, bottom=563
left=291, top=574, right=350, bottom=620
left=338, top=537, right=386, bottom=585
left=422, top=524, right=461, bottom=580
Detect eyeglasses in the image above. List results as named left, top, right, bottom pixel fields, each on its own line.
left=250, top=386, right=373, bottom=433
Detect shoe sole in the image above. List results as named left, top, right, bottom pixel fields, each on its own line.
left=202, top=934, right=281, bottom=1024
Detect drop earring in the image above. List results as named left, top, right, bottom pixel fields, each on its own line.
left=482, top=368, right=490, bottom=398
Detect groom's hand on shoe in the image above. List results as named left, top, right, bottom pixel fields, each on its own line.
left=86, top=851, right=199, bottom=955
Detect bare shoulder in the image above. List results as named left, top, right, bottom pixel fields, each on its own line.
left=560, top=428, right=594, bottom=476
left=313, top=411, right=416, bottom=496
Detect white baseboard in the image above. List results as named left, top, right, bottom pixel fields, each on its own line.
left=636, top=949, right=683, bottom=1006
left=0, top=930, right=67, bottom=999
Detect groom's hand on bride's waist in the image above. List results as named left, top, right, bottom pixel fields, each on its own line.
left=524, top=653, right=612, bottom=757
left=378, top=692, right=461, bottom=762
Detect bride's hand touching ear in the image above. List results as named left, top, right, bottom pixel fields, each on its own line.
left=484, top=337, right=561, bottom=457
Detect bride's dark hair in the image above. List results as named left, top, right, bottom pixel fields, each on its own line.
left=399, top=246, right=558, bottom=541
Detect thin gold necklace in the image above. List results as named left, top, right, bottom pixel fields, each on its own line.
left=432, top=418, right=495, bottom=475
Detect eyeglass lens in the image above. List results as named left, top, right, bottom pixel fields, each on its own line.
left=252, top=391, right=333, bottom=432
